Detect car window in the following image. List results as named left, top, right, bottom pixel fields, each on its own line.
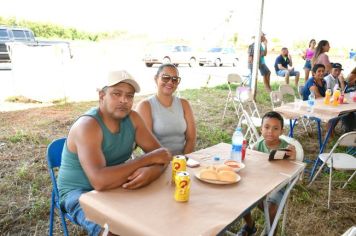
left=182, top=46, right=192, bottom=52
left=0, top=29, right=9, bottom=39
left=12, top=30, right=27, bottom=40
left=208, top=48, right=222, bottom=53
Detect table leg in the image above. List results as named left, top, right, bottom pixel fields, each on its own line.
left=288, top=119, right=298, bottom=137
left=263, top=198, right=271, bottom=234
left=309, top=119, right=337, bottom=181
left=267, top=174, right=301, bottom=236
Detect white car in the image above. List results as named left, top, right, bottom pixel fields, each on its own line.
left=143, top=45, right=197, bottom=67
left=198, top=47, right=239, bottom=67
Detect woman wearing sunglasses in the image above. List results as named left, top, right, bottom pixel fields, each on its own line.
left=136, top=64, right=196, bottom=155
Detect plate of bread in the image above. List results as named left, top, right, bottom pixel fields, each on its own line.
left=195, top=164, right=241, bottom=184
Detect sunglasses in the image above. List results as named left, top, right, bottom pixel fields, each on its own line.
left=160, top=74, right=181, bottom=84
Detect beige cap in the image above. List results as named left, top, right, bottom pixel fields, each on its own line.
left=103, top=70, right=140, bottom=93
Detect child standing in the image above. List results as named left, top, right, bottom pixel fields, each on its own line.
left=238, top=111, right=296, bottom=236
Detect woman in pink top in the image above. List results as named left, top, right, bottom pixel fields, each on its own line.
left=302, top=39, right=316, bottom=83
left=312, top=40, right=331, bottom=75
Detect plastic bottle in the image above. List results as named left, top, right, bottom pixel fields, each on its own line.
left=307, top=91, right=315, bottom=113
left=332, top=84, right=340, bottom=106
left=231, top=127, right=243, bottom=163
left=324, top=89, right=331, bottom=105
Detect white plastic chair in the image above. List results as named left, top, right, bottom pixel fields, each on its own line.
left=222, top=73, right=244, bottom=121
left=237, top=109, right=260, bottom=148
left=234, top=87, right=262, bottom=129
left=308, top=131, right=356, bottom=209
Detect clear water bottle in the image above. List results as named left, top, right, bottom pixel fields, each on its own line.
left=307, top=91, right=315, bottom=113
left=231, top=127, right=243, bottom=163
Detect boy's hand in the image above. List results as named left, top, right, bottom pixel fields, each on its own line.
left=285, top=145, right=296, bottom=160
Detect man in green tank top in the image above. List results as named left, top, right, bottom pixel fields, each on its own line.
left=57, top=70, right=172, bottom=236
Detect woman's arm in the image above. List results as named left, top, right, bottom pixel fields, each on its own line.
left=181, top=98, right=196, bottom=154
left=135, top=100, right=153, bottom=132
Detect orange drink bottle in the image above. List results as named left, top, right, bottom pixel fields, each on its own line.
left=333, top=89, right=340, bottom=106
left=174, top=171, right=190, bottom=202
left=172, top=155, right=186, bottom=181
left=324, top=89, right=331, bottom=104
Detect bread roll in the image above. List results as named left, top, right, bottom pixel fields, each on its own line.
left=218, top=170, right=237, bottom=182
left=200, top=169, right=218, bottom=181
left=216, top=164, right=234, bottom=172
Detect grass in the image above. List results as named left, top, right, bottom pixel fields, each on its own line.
left=0, top=82, right=355, bottom=235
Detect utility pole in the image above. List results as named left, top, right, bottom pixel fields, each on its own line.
left=251, top=0, right=264, bottom=100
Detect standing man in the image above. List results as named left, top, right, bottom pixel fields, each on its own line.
left=248, top=33, right=272, bottom=92
left=274, top=47, right=300, bottom=86
left=57, top=70, right=172, bottom=236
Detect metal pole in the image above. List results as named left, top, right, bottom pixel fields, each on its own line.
left=251, top=0, right=264, bottom=100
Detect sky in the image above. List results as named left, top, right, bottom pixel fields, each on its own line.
left=1, top=0, right=355, bottom=48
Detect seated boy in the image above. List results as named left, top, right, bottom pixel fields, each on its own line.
left=238, top=111, right=296, bottom=236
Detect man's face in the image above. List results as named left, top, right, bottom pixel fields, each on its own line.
left=313, top=67, right=325, bottom=80
left=331, top=68, right=341, bottom=78
left=281, top=49, right=288, bottom=57
left=100, top=82, right=135, bottom=120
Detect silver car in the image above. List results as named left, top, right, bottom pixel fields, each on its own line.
left=198, top=47, right=239, bottom=67
left=143, top=45, right=197, bottom=67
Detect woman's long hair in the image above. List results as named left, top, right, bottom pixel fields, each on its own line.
left=312, top=40, right=329, bottom=66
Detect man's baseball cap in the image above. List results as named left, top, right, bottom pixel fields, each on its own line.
left=101, top=70, right=140, bottom=92
left=331, top=63, right=343, bottom=70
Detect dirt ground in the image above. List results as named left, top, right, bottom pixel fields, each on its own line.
left=0, top=87, right=355, bottom=236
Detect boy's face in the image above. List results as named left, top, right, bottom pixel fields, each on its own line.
left=261, top=117, right=283, bottom=143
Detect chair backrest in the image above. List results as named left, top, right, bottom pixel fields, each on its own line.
left=227, top=73, right=243, bottom=84
left=279, top=135, right=304, bottom=162
left=279, top=84, right=297, bottom=101
left=270, top=91, right=283, bottom=109
left=47, top=138, right=66, bottom=169
left=238, top=109, right=260, bottom=147
left=336, top=131, right=356, bottom=147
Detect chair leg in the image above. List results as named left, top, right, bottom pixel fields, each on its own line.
left=308, top=159, right=328, bottom=187
left=328, top=162, right=333, bottom=209
left=49, top=192, right=56, bottom=236
left=222, top=94, right=231, bottom=121
left=59, top=211, right=70, bottom=236
left=342, top=170, right=356, bottom=189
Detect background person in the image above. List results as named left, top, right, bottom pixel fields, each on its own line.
left=57, top=70, right=172, bottom=236
left=248, top=33, right=272, bottom=92
left=238, top=111, right=296, bottom=236
left=274, top=47, right=300, bottom=86
left=311, top=40, right=332, bottom=75
left=136, top=64, right=196, bottom=155
left=324, top=63, right=345, bottom=92
left=301, top=39, right=316, bottom=82
left=302, top=64, right=326, bottom=100
left=345, top=67, right=356, bottom=92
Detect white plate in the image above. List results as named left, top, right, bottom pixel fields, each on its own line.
left=195, top=172, right=241, bottom=185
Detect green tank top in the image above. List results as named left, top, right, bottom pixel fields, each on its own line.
left=57, top=107, right=135, bottom=203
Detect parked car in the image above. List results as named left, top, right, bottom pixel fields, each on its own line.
left=0, top=26, right=73, bottom=64
left=143, top=45, right=197, bottom=67
left=198, top=47, right=239, bottom=67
